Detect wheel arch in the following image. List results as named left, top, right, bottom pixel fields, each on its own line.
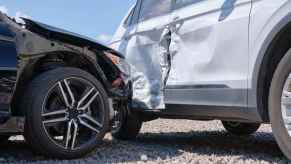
left=253, top=13, right=291, bottom=122
left=11, top=50, right=118, bottom=116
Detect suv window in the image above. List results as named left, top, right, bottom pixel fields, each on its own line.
left=175, top=0, right=203, bottom=9
left=139, top=0, right=172, bottom=22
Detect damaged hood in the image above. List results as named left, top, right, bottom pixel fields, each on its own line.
left=22, top=18, right=123, bottom=58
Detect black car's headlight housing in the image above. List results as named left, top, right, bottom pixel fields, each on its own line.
left=104, top=52, right=131, bottom=84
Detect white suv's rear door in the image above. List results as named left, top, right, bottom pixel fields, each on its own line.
left=166, top=0, right=252, bottom=107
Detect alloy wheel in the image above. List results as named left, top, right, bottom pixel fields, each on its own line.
left=281, top=74, right=291, bottom=136
left=41, top=77, right=104, bottom=150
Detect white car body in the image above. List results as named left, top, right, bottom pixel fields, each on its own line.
left=111, top=0, right=291, bottom=123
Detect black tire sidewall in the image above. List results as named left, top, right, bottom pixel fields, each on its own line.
left=269, top=49, right=291, bottom=159
left=24, top=67, right=110, bottom=159
left=112, top=111, right=142, bottom=140
left=221, top=121, right=260, bottom=136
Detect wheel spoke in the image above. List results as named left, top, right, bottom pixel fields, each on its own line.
left=42, top=109, right=68, bottom=125
left=78, top=114, right=102, bottom=133
left=58, top=79, right=75, bottom=108
left=64, top=119, right=79, bottom=149
left=64, top=79, right=76, bottom=107
left=282, top=96, right=291, bottom=105
left=42, top=109, right=67, bottom=117
left=283, top=91, right=291, bottom=97
left=43, top=117, right=68, bottom=125
left=71, top=120, right=78, bottom=149
left=77, top=87, right=99, bottom=110
left=286, top=75, right=291, bottom=85
left=284, top=117, right=291, bottom=124
left=65, top=120, right=73, bottom=149
left=58, top=82, right=70, bottom=108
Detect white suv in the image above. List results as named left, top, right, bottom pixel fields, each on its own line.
left=111, top=0, right=291, bottom=160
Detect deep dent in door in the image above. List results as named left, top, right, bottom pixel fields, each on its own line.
left=123, top=28, right=171, bottom=110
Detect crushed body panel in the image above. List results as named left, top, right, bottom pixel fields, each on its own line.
left=0, top=12, right=132, bottom=116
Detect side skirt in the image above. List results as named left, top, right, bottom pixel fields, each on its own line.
left=155, top=104, right=263, bottom=123
left=149, top=86, right=264, bottom=123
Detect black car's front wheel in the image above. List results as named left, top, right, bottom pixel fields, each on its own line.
left=23, top=67, right=110, bottom=159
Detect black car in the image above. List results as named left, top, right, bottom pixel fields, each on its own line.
left=0, top=12, right=132, bottom=158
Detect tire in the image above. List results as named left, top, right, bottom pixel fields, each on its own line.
left=221, top=121, right=260, bottom=136
left=111, top=107, right=142, bottom=140
left=23, top=67, right=110, bottom=159
left=269, top=49, right=291, bottom=160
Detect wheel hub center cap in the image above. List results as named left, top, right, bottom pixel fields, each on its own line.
left=68, top=108, right=82, bottom=119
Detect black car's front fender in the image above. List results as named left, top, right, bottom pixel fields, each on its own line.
left=0, top=12, right=132, bottom=116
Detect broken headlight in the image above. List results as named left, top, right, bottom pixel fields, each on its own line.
left=105, top=52, right=131, bottom=80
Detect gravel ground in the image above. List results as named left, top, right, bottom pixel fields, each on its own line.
left=0, top=119, right=289, bottom=164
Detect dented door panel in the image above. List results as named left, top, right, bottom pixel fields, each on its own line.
left=166, top=0, right=251, bottom=107
left=128, top=17, right=172, bottom=109
left=119, top=0, right=173, bottom=109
